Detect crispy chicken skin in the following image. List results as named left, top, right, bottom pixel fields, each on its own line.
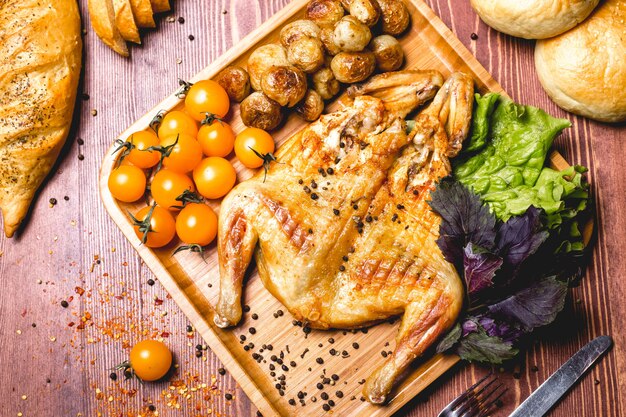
left=215, top=70, right=474, bottom=404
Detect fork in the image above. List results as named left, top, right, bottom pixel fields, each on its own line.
left=437, top=372, right=507, bottom=417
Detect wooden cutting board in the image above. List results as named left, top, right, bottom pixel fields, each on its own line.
left=98, top=0, right=586, bottom=415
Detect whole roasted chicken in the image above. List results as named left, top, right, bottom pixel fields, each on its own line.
left=215, top=70, right=474, bottom=403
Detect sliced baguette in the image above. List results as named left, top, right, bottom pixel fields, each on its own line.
left=112, top=0, right=141, bottom=44
left=130, top=0, right=156, bottom=28
left=88, top=0, right=129, bottom=56
left=150, top=0, right=170, bottom=13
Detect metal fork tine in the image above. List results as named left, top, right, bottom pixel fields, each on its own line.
left=449, top=372, right=493, bottom=409
left=438, top=372, right=507, bottom=417
left=477, top=387, right=508, bottom=417
left=455, top=374, right=497, bottom=415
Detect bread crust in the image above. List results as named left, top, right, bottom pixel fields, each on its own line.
left=150, top=0, right=170, bottom=13
left=535, top=0, right=626, bottom=122
left=113, top=0, right=142, bottom=44
left=88, top=0, right=129, bottom=56
left=130, top=0, right=156, bottom=28
left=0, top=0, right=83, bottom=237
left=470, top=0, right=599, bottom=39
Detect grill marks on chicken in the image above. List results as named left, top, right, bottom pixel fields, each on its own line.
left=215, top=70, right=474, bottom=404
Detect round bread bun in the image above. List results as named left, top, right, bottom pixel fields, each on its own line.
left=535, top=0, right=626, bottom=123
left=470, top=0, right=599, bottom=39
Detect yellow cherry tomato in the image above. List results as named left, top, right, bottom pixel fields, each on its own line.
left=129, top=340, right=172, bottom=381
left=159, top=134, right=203, bottom=174
left=197, top=120, right=236, bottom=157
left=184, top=80, right=230, bottom=122
left=132, top=205, right=176, bottom=248
left=108, top=165, right=146, bottom=202
left=151, top=169, right=195, bottom=210
left=234, top=127, right=275, bottom=168
left=193, top=157, right=237, bottom=199
left=175, top=203, right=218, bottom=246
left=157, top=110, right=198, bottom=140
left=125, top=130, right=160, bottom=168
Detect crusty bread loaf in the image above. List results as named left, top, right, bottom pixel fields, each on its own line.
left=470, top=0, right=599, bottom=39
left=89, top=0, right=129, bottom=56
left=0, top=0, right=82, bottom=237
left=130, top=0, right=156, bottom=28
left=535, top=0, right=626, bottom=123
left=113, top=0, right=141, bottom=44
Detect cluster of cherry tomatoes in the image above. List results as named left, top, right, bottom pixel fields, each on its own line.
left=108, top=79, right=276, bottom=249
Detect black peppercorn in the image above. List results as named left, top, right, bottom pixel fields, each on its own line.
left=249, top=327, right=257, bottom=334
left=316, top=357, right=324, bottom=364
left=251, top=313, right=258, bottom=320
left=60, top=300, right=69, bottom=308
left=321, top=392, right=329, bottom=400
left=471, top=32, right=478, bottom=40
left=225, top=393, right=233, bottom=400
left=323, top=404, right=330, bottom=411
left=109, top=372, right=117, bottom=381
left=218, top=368, right=226, bottom=375
left=317, top=382, right=324, bottom=389
left=352, top=342, right=359, bottom=349
left=333, top=209, right=340, bottom=216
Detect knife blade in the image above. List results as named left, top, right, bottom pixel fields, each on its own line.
left=509, top=335, right=613, bottom=417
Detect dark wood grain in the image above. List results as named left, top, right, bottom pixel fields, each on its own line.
left=0, top=1, right=624, bottom=416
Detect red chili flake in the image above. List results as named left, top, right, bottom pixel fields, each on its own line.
left=75, top=287, right=85, bottom=296
left=154, top=298, right=164, bottom=306
left=161, top=331, right=170, bottom=338
left=68, top=322, right=75, bottom=327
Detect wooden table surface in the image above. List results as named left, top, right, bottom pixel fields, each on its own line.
left=1, top=1, right=625, bottom=416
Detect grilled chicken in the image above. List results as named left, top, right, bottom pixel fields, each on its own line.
left=215, top=70, right=474, bottom=403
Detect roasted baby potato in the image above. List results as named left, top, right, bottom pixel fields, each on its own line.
left=296, top=89, right=325, bottom=121
left=240, top=92, right=284, bottom=131
left=330, top=51, right=376, bottom=83
left=280, top=19, right=321, bottom=48
left=333, top=15, right=372, bottom=52
left=370, top=35, right=404, bottom=71
left=287, top=37, right=325, bottom=73
left=215, top=66, right=251, bottom=102
left=349, top=0, right=381, bottom=27
left=247, top=44, right=290, bottom=91
left=320, top=26, right=342, bottom=56
left=306, top=0, right=345, bottom=27
left=261, top=65, right=308, bottom=107
left=312, top=67, right=340, bottom=99
left=378, top=0, right=410, bottom=35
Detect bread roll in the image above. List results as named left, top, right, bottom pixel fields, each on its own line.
left=470, top=0, right=599, bottom=39
left=0, top=0, right=82, bottom=237
left=535, top=0, right=626, bottom=123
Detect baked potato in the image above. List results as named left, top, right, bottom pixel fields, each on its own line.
left=215, top=66, right=251, bottom=102
left=287, top=37, right=325, bottom=73
left=320, top=26, right=342, bottom=56
left=312, top=67, right=340, bottom=99
left=280, top=19, right=321, bottom=47
left=261, top=65, right=308, bottom=107
left=333, top=15, right=372, bottom=52
left=346, top=0, right=381, bottom=27
left=370, top=35, right=404, bottom=71
left=240, top=92, right=284, bottom=131
left=296, top=90, right=325, bottom=121
left=306, top=0, right=345, bottom=27
left=247, top=44, right=290, bottom=91
left=330, top=51, right=376, bottom=83
left=378, top=0, right=410, bottom=35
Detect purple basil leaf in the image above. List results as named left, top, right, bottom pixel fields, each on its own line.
left=488, top=276, right=568, bottom=331
left=462, top=318, right=478, bottom=336
left=496, top=206, right=549, bottom=269
left=429, top=178, right=497, bottom=266
left=464, top=243, right=503, bottom=295
left=456, top=328, right=519, bottom=364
